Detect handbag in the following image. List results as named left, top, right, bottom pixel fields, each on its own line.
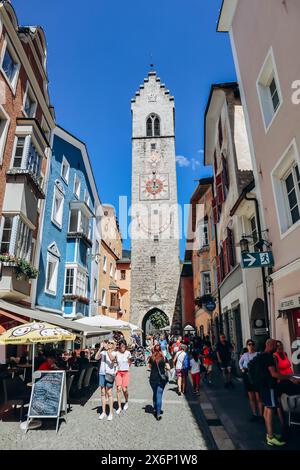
left=155, top=360, right=168, bottom=384
left=105, top=372, right=115, bottom=383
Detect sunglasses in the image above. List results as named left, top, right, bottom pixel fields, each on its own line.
left=247, top=342, right=254, bottom=346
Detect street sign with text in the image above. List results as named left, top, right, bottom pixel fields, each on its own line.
left=242, top=251, right=274, bottom=269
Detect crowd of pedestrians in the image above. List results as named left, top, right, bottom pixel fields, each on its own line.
left=92, top=329, right=300, bottom=447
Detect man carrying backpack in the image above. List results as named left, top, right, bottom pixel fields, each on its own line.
left=258, top=338, right=300, bottom=447
left=174, top=343, right=189, bottom=395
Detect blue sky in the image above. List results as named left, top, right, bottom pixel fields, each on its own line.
left=13, top=0, right=236, bottom=258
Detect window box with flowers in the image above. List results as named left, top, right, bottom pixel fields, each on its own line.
left=62, top=294, right=90, bottom=305
left=0, top=254, right=38, bottom=280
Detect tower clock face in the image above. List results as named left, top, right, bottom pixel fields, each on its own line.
left=140, top=174, right=169, bottom=200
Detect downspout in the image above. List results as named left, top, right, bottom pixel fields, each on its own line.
left=244, top=194, right=270, bottom=337
left=212, top=184, right=222, bottom=342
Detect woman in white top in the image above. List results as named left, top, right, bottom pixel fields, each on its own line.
left=190, top=351, right=201, bottom=394
left=115, top=341, right=132, bottom=415
left=95, top=339, right=117, bottom=421
left=239, top=339, right=263, bottom=421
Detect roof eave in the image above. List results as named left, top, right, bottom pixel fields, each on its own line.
left=217, top=0, right=239, bottom=33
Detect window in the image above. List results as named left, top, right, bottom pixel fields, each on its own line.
left=201, top=272, right=211, bottom=295
left=84, top=189, right=90, bottom=207
left=74, top=174, right=81, bottom=198
left=45, top=255, right=59, bottom=295
left=76, top=270, right=87, bottom=297
left=103, top=255, right=107, bottom=273
left=61, top=157, right=70, bottom=184
left=1, top=41, right=20, bottom=90
left=64, top=268, right=75, bottom=294
left=68, top=209, right=89, bottom=237
left=151, top=143, right=156, bottom=150
left=154, top=235, right=159, bottom=242
left=0, top=216, right=13, bottom=254
left=101, top=288, right=106, bottom=306
left=52, top=187, right=64, bottom=228
left=218, top=116, right=223, bottom=149
left=284, top=166, right=300, bottom=225
left=198, top=217, right=209, bottom=248
left=0, top=107, right=10, bottom=165
left=150, top=256, right=156, bottom=265
left=146, top=114, right=160, bottom=137
left=11, top=136, right=42, bottom=178
left=23, top=85, right=37, bottom=118
left=110, top=262, right=113, bottom=278
left=121, top=270, right=126, bottom=280
left=272, top=140, right=300, bottom=236
left=257, top=48, right=282, bottom=130
left=110, top=292, right=119, bottom=308
left=15, top=218, right=33, bottom=260
left=12, top=136, right=26, bottom=168
left=93, top=278, right=98, bottom=302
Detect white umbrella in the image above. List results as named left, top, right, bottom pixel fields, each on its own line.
left=183, top=325, right=195, bottom=332
left=74, top=315, right=131, bottom=330
left=160, top=325, right=171, bottom=331
left=127, top=322, right=142, bottom=332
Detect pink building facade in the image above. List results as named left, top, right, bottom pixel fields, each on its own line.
left=218, top=0, right=300, bottom=368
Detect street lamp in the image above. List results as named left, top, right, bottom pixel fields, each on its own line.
left=239, top=236, right=250, bottom=254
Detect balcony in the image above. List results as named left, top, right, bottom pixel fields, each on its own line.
left=67, top=201, right=93, bottom=247
left=62, top=294, right=90, bottom=305
left=0, top=263, right=32, bottom=300
left=6, top=168, right=44, bottom=199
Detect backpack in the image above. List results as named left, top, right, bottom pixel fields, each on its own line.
left=182, top=352, right=190, bottom=370
left=247, top=353, right=264, bottom=386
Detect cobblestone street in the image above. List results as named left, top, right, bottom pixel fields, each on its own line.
left=0, top=366, right=213, bottom=450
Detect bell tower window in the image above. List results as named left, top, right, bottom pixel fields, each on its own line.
left=146, top=114, right=160, bottom=137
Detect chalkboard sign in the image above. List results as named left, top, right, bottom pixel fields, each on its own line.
left=26, top=371, right=67, bottom=432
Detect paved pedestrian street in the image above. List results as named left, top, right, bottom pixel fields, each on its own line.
left=0, top=366, right=213, bottom=450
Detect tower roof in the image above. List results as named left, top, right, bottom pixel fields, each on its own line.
left=131, top=70, right=174, bottom=103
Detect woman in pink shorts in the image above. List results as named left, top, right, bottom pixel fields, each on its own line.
left=115, top=340, right=132, bottom=415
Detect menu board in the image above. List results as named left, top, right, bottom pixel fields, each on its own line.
left=28, top=371, right=66, bottom=418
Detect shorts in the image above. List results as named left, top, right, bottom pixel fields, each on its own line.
left=176, top=369, right=188, bottom=377
left=220, top=361, right=231, bottom=370
left=260, top=387, right=279, bottom=408
left=99, top=373, right=115, bottom=389
left=242, top=372, right=259, bottom=393
left=115, top=370, right=130, bottom=388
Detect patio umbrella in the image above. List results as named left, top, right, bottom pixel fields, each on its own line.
left=183, top=325, right=195, bottom=332
left=0, top=322, right=76, bottom=372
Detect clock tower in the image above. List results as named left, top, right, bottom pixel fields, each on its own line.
left=130, top=70, right=181, bottom=331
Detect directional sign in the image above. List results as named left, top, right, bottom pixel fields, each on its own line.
left=242, top=251, right=274, bottom=269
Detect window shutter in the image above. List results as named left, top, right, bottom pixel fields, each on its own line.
left=214, top=150, right=218, bottom=174
left=217, top=255, right=221, bottom=285
left=222, top=155, right=230, bottom=189
left=227, top=228, right=235, bottom=267
left=222, top=239, right=229, bottom=276
left=218, top=117, right=223, bottom=149
left=212, top=198, right=219, bottom=224
left=216, top=173, right=225, bottom=206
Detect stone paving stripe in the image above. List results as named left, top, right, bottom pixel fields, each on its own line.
left=91, top=398, right=200, bottom=405
left=206, top=418, right=223, bottom=426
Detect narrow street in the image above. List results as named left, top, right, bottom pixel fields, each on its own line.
left=0, top=366, right=214, bottom=450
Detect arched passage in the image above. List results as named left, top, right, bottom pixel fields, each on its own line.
left=250, top=298, right=268, bottom=351
left=142, top=308, right=169, bottom=343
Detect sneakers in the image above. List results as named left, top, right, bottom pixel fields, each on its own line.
left=107, top=414, right=113, bottom=421
left=116, top=407, right=122, bottom=415
left=266, top=435, right=286, bottom=446
left=99, top=412, right=106, bottom=420
left=123, top=402, right=129, bottom=412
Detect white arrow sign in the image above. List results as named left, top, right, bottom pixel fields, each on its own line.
left=243, top=253, right=256, bottom=267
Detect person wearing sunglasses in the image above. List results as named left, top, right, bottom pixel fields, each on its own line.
left=239, top=339, right=263, bottom=421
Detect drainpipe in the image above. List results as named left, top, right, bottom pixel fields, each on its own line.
left=212, top=184, right=222, bottom=343
left=244, top=194, right=270, bottom=338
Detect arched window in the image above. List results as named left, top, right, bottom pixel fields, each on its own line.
left=146, top=114, right=160, bottom=137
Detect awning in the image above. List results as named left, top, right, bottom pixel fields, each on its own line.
left=0, top=300, right=110, bottom=338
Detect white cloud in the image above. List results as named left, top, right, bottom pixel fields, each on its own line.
left=197, top=149, right=204, bottom=154
left=176, top=155, right=200, bottom=171
left=176, top=155, right=190, bottom=167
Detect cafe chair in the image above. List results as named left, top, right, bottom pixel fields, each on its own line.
left=66, top=374, right=75, bottom=412
left=0, top=377, right=31, bottom=422
left=83, top=367, right=94, bottom=390
left=281, top=393, right=300, bottom=427
left=76, top=368, right=86, bottom=393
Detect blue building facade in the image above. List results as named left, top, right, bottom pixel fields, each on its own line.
left=36, top=126, right=100, bottom=318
